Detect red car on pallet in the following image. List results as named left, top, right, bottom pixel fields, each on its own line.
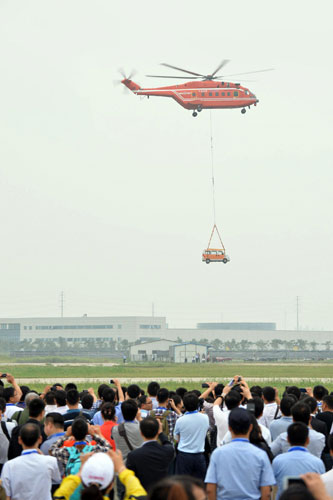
left=202, top=248, right=230, bottom=264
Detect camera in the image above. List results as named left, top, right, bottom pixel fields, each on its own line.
left=201, top=383, right=209, bottom=388
left=0, top=374, right=7, bottom=378
left=110, top=379, right=114, bottom=384
left=283, top=477, right=306, bottom=490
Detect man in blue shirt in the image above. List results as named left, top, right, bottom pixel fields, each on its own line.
left=272, top=422, right=325, bottom=499
left=174, top=392, right=209, bottom=480
left=205, top=407, right=275, bottom=500
left=269, top=396, right=294, bottom=441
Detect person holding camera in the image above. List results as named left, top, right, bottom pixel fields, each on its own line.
left=173, top=392, right=209, bottom=480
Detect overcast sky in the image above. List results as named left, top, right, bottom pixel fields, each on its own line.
left=0, top=1, right=332, bottom=330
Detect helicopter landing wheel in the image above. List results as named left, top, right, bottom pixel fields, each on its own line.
left=241, top=108, right=246, bottom=114
left=197, top=105, right=202, bottom=112
left=192, top=111, right=198, bottom=117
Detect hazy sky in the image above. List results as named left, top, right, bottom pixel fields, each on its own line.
left=1, top=1, right=332, bottom=330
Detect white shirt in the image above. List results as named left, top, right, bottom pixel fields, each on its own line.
left=259, top=402, right=280, bottom=428
left=322, top=469, right=333, bottom=496
left=213, top=406, right=230, bottom=446
left=221, top=423, right=272, bottom=446
left=1, top=450, right=61, bottom=500
left=0, top=421, right=17, bottom=464
left=4, top=404, right=24, bottom=420
left=44, top=405, right=57, bottom=416
left=53, top=405, right=68, bottom=415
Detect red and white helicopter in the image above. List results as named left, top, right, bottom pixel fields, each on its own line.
left=121, top=60, right=273, bottom=117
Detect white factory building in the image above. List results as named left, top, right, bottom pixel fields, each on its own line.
left=0, top=316, right=333, bottom=347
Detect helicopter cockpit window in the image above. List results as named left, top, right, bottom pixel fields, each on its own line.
left=234, top=91, right=239, bottom=97
left=245, top=90, right=249, bottom=95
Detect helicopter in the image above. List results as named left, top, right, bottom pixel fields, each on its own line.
left=121, top=60, right=273, bottom=117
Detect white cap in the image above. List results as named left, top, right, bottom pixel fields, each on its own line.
left=81, top=453, right=114, bottom=490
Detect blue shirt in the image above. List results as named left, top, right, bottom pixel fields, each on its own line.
left=92, top=403, right=123, bottom=425
left=205, top=438, right=276, bottom=500
left=174, top=412, right=209, bottom=453
left=273, top=447, right=325, bottom=499
left=271, top=428, right=325, bottom=458
left=269, top=416, right=293, bottom=441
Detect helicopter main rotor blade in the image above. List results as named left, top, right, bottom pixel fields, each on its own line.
left=160, top=63, right=205, bottom=77
left=211, top=59, right=230, bottom=78
left=221, top=68, right=274, bottom=77
left=146, top=74, right=202, bottom=79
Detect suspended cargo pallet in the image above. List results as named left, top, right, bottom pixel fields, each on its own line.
left=202, top=224, right=230, bottom=264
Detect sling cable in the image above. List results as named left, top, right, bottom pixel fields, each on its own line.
left=202, top=112, right=230, bottom=264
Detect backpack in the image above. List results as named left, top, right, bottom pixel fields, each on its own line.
left=65, top=444, right=95, bottom=476
left=149, top=410, right=171, bottom=440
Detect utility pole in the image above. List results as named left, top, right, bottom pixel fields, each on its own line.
left=60, top=291, right=64, bottom=318
left=296, top=296, right=299, bottom=331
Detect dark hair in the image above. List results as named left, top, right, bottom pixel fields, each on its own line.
left=228, top=410, right=251, bottom=435
left=137, top=395, right=149, bottom=407
left=44, top=391, right=56, bottom=405
left=51, top=383, right=63, bottom=391
left=248, top=414, right=273, bottom=462
left=147, top=382, right=160, bottom=397
left=101, top=402, right=116, bottom=422
left=127, top=384, right=141, bottom=399
left=72, top=417, right=88, bottom=441
left=102, top=388, right=115, bottom=404
left=291, top=402, right=310, bottom=425
left=313, top=385, right=328, bottom=401
left=175, top=387, right=188, bottom=399
left=287, top=422, right=308, bottom=446
left=262, top=386, right=275, bottom=403
left=214, top=384, right=224, bottom=397
left=98, top=384, right=110, bottom=399
left=250, top=385, right=263, bottom=398
left=148, top=475, right=204, bottom=500
left=19, top=422, right=41, bottom=446
left=157, top=388, right=169, bottom=404
left=140, top=416, right=159, bottom=439
left=252, top=397, right=264, bottom=419
left=65, top=382, right=78, bottom=392
left=66, top=389, right=80, bottom=406
left=171, top=394, right=182, bottom=407
left=285, top=386, right=301, bottom=400
left=81, top=484, right=105, bottom=500
left=45, top=412, right=64, bottom=429
left=225, top=391, right=241, bottom=410
left=279, top=485, right=315, bottom=500
left=19, top=386, right=31, bottom=402
left=54, top=390, right=67, bottom=407
left=121, top=399, right=138, bottom=421
left=183, top=393, right=199, bottom=412
left=81, top=393, right=94, bottom=410
left=28, top=398, right=45, bottom=418
left=302, top=396, right=317, bottom=414
left=323, top=395, right=333, bottom=410
left=280, top=396, right=295, bottom=416
left=3, top=387, right=15, bottom=403
left=0, top=397, right=6, bottom=413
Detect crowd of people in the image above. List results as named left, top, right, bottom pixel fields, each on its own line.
left=1, top=372, right=333, bottom=499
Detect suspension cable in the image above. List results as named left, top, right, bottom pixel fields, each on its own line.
left=209, top=110, right=216, bottom=225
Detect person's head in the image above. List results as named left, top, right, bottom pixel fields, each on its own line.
left=138, top=395, right=153, bottom=411
left=322, top=395, right=333, bottom=412
left=250, top=385, right=263, bottom=398
left=157, top=388, right=169, bottom=405
left=183, top=393, right=199, bottom=412
left=44, top=391, right=56, bottom=406
left=51, top=383, right=63, bottom=392
left=171, top=394, right=183, bottom=411
left=72, top=417, right=88, bottom=441
left=19, top=386, right=31, bottom=403
left=81, top=393, right=94, bottom=410
left=280, top=396, right=296, bottom=417
left=175, top=387, right=188, bottom=399
left=101, top=388, right=115, bottom=404
left=225, top=391, right=241, bottom=410
left=287, top=422, right=309, bottom=447
left=302, top=397, right=317, bottom=414
left=66, top=389, right=80, bottom=407
left=54, top=390, right=67, bottom=407
left=252, top=397, right=264, bottom=419
left=127, top=384, right=141, bottom=400
left=19, top=423, right=41, bottom=448
left=3, top=387, right=16, bottom=404
left=214, top=384, right=224, bottom=397
left=28, top=398, right=45, bottom=419
left=65, top=382, right=78, bottom=392
left=100, top=402, right=116, bottom=422
left=140, top=416, right=159, bottom=440
left=228, top=408, right=252, bottom=436
left=147, top=381, right=160, bottom=398
left=262, top=386, right=275, bottom=403
left=25, top=392, right=39, bottom=407
left=0, top=397, right=6, bottom=417
left=285, top=386, right=301, bottom=401
left=279, top=485, right=316, bottom=500
left=291, top=402, right=311, bottom=425
left=97, top=384, right=110, bottom=399
left=121, top=399, right=138, bottom=421
left=44, top=412, right=65, bottom=437
left=313, top=385, right=328, bottom=401
left=81, top=452, right=115, bottom=500
left=148, top=475, right=205, bottom=500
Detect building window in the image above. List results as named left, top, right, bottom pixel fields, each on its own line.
left=139, top=325, right=162, bottom=329
left=227, top=92, right=230, bottom=96
left=222, top=92, right=225, bottom=96
left=118, top=325, right=122, bottom=329
left=209, top=92, right=212, bottom=97
left=234, top=91, right=239, bottom=97
left=201, top=92, right=204, bottom=97
left=215, top=92, right=219, bottom=96
left=192, top=92, right=196, bottom=97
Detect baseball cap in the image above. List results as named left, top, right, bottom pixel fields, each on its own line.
left=81, top=453, right=115, bottom=490
left=228, top=407, right=251, bottom=428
